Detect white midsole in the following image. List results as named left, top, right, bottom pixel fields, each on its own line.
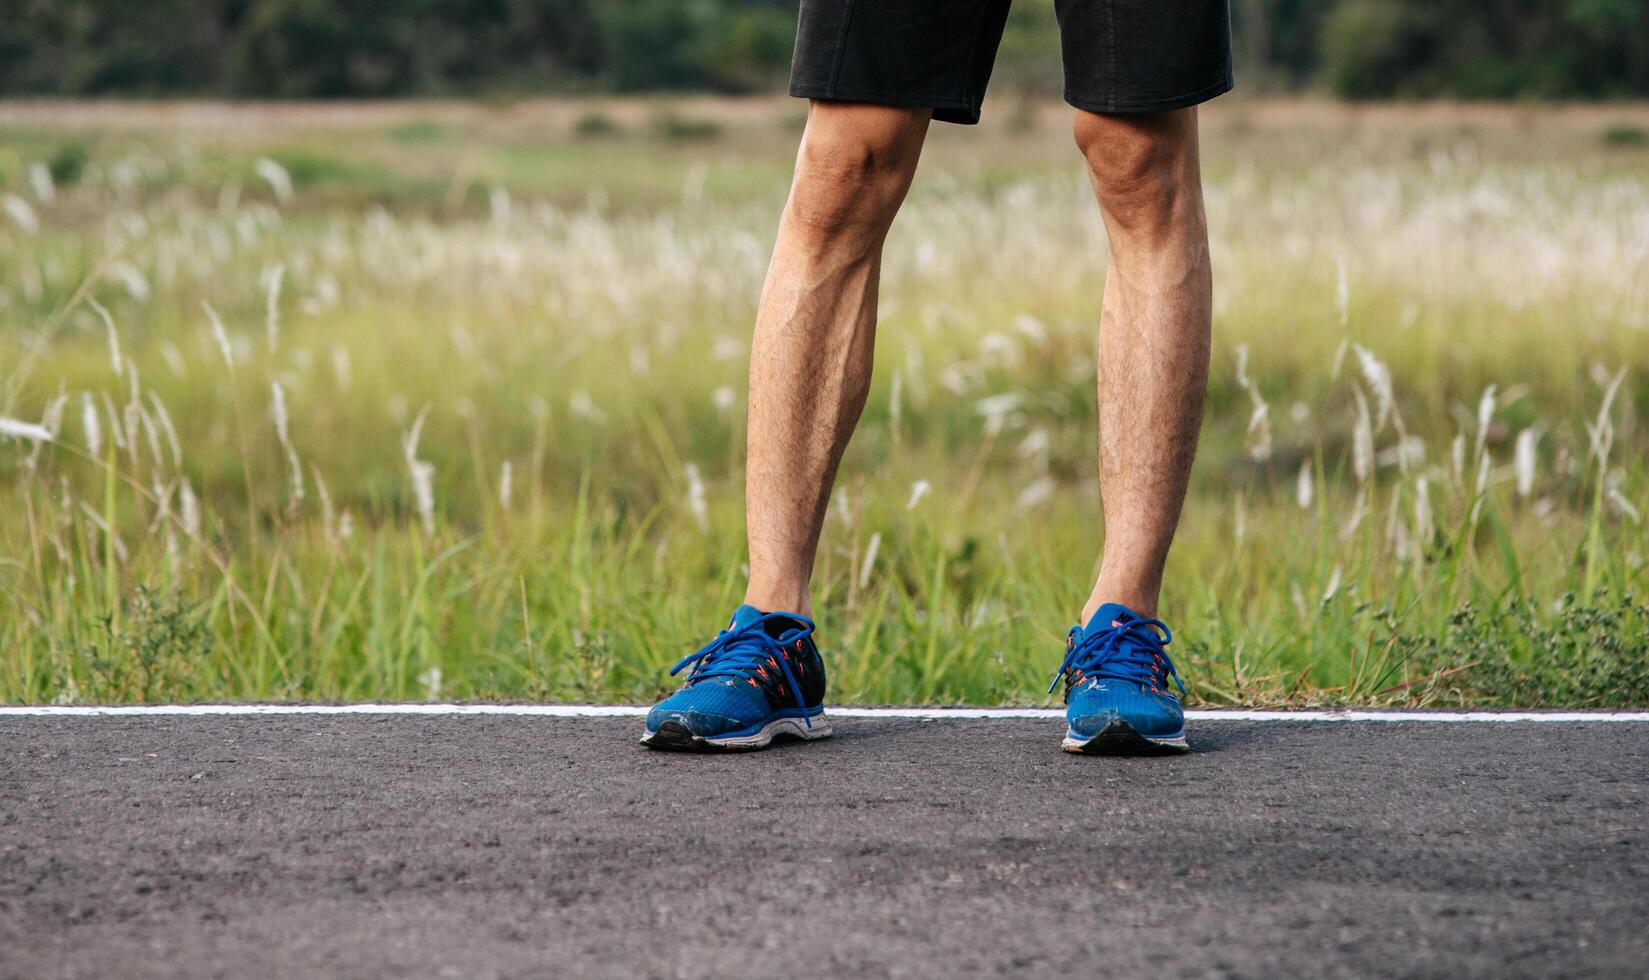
left=639, top=712, right=834, bottom=748
left=705, top=713, right=833, bottom=746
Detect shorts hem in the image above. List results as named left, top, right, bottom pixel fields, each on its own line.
left=788, top=84, right=983, bottom=125
left=1064, top=75, right=1234, bottom=115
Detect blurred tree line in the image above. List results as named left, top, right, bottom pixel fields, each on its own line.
left=1, top=0, right=1645, bottom=99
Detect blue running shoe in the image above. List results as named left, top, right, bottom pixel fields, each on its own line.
left=1050, top=602, right=1189, bottom=755
left=641, top=604, right=830, bottom=751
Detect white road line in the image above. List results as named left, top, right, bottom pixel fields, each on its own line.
left=1, top=704, right=1647, bottom=722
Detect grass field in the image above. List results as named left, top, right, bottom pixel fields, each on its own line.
left=1, top=97, right=1646, bottom=707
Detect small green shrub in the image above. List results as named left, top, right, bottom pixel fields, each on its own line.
left=1402, top=593, right=1649, bottom=707
left=652, top=110, right=722, bottom=142
left=48, top=141, right=89, bottom=186
left=1601, top=124, right=1648, bottom=148
left=262, top=150, right=388, bottom=188
left=574, top=111, right=622, bottom=138
left=82, top=588, right=212, bottom=703
left=388, top=120, right=447, bottom=144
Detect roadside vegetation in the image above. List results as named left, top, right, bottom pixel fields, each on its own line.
left=1, top=99, right=1645, bottom=706
left=6, top=1, right=1646, bottom=102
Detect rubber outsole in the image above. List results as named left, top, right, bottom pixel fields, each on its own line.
left=639, top=713, right=833, bottom=752
left=1061, top=719, right=1190, bottom=756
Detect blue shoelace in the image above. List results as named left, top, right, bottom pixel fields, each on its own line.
left=1048, top=615, right=1186, bottom=696
left=671, top=612, right=816, bottom=727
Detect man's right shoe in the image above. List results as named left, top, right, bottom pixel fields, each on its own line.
left=1051, top=602, right=1190, bottom=755
left=640, top=604, right=830, bottom=751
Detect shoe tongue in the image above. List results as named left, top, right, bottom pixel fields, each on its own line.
left=728, top=604, right=809, bottom=638
left=1083, top=602, right=1139, bottom=635
left=729, top=604, right=765, bottom=630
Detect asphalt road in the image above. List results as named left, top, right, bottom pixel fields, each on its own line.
left=3, top=715, right=1646, bottom=978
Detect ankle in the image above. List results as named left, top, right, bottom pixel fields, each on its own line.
left=742, top=585, right=813, bottom=619
left=1081, top=590, right=1159, bottom=624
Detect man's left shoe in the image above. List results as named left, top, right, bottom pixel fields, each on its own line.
left=1051, top=602, right=1190, bottom=755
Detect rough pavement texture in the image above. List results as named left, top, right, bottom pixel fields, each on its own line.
left=3, top=716, right=1647, bottom=978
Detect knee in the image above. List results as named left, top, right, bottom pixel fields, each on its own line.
left=788, top=103, right=928, bottom=241
left=1074, top=109, right=1199, bottom=237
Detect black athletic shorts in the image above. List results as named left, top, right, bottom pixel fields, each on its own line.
left=789, top=0, right=1233, bottom=124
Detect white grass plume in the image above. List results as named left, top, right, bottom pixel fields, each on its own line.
left=270, top=382, right=304, bottom=504
left=1385, top=484, right=1411, bottom=560
left=203, top=302, right=235, bottom=370
left=684, top=463, right=708, bottom=531
left=1016, top=428, right=1050, bottom=470
left=254, top=158, right=295, bottom=206
left=1322, top=565, right=1343, bottom=603
left=264, top=263, right=285, bottom=353
left=2, top=193, right=39, bottom=234
left=1414, top=476, right=1434, bottom=547
left=87, top=298, right=122, bottom=376
left=100, top=391, right=127, bottom=453
left=158, top=340, right=187, bottom=378
left=1607, top=479, right=1641, bottom=524
left=81, top=393, right=101, bottom=457
left=22, top=393, right=67, bottom=469
left=1246, top=398, right=1272, bottom=462
left=1234, top=345, right=1272, bottom=461
left=568, top=390, right=607, bottom=424
left=179, top=471, right=202, bottom=534
left=313, top=465, right=337, bottom=543
left=1016, top=475, right=1055, bottom=510
left=402, top=407, right=436, bottom=537
left=1584, top=368, right=1627, bottom=469
left=110, top=261, right=150, bottom=304
left=858, top=531, right=882, bottom=589
left=28, top=162, right=55, bottom=204
left=1515, top=428, right=1538, bottom=498
left=1352, top=343, right=1394, bottom=433
left=833, top=488, right=852, bottom=527
left=0, top=417, right=53, bottom=442
left=1351, top=386, right=1374, bottom=483
left=147, top=393, right=183, bottom=468
left=1474, top=385, right=1498, bottom=457
left=419, top=665, right=443, bottom=701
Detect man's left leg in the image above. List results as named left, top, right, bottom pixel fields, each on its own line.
left=1052, top=107, right=1212, bottom=754
left=1080, top=108, right=1211, bottom=622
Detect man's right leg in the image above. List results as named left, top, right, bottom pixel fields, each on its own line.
left=742, top=101, right=931, bottom=617
left=641, top=102, right=927, bottom=751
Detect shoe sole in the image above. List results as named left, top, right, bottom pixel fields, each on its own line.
left=1062, top=719, right=1190, bottom=755
left=640, top=713, right=833, bottom=752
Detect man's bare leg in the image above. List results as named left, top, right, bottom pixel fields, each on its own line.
left=1074, top=108, right=1213, bottom=623
left=742, top=102, right=931, bottom=617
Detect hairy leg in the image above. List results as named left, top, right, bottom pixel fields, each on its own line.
left=743, top=102, right=931, bottom=616
left=1075, top=107, right=1213, bottom=622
